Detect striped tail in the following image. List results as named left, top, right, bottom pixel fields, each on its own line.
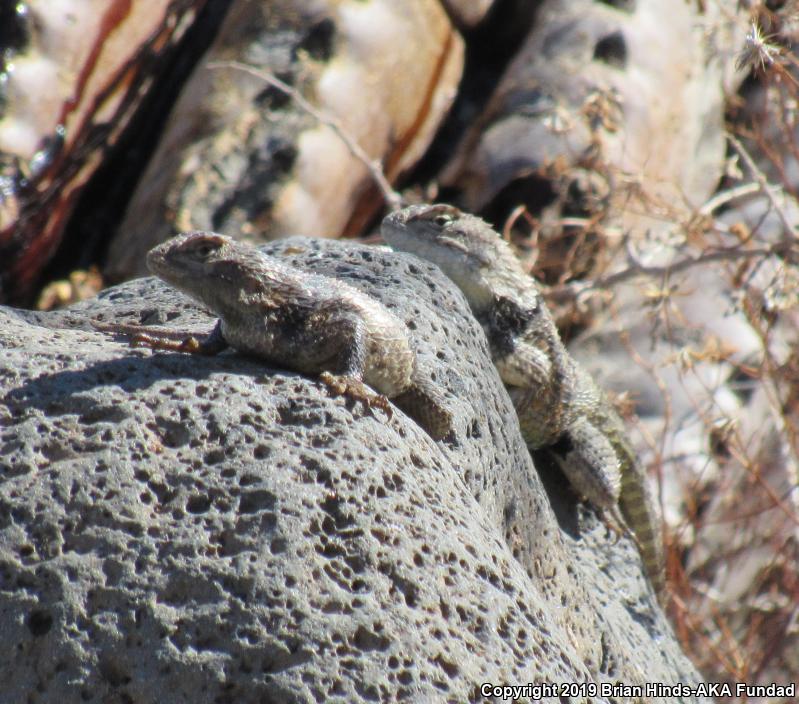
left=617, top=453, right=665, bottom=597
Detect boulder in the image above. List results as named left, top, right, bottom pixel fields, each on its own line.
left=0, top=238, right=704, bottom=701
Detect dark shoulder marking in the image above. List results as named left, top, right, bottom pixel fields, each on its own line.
left=485, top=295, right=540, bottom=356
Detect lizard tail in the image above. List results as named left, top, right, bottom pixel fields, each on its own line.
left=392, top=377, right=454, bottom=441
left=618, top=473, right=666, bottom=598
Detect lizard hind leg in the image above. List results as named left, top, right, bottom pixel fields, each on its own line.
left=317, top=318, right=393, bottom=419
left=551, top=416, right=623, bottom=533
left=318, top=371, right=392, bottom=420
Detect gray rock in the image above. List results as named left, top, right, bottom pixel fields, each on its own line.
left=1, top=238, right=703, bottom=702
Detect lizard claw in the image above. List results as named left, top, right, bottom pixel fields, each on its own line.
left=604, top=517, right=623, bottom=545
left=319, top=372, right=392, bottom=420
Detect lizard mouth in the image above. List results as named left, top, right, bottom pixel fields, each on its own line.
left=145, top=242, right=171, bottom=279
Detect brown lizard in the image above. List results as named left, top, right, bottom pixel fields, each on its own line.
left=94, top=231, right=453, bottom=441
left=382, top=203, right=665, bottom=595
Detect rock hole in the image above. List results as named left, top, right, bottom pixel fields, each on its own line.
left=593, top=31, right=627, bottom=68
left=186, top=494, right=211, bottom=514
left=27, top=609, right=53, bottom=636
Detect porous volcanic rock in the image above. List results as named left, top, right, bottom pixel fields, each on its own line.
left=0, top=238, right=705, bottom=702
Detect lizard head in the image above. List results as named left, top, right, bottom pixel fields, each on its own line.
left=147, top=231, right=290, bottom=315
left=381, top=203, right=528, bottom=310
left=148, top=231, right=228, bottom=271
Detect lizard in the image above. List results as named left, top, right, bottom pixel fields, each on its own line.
left=381, top=203, right=665, bottom=595
left=93, top=231, right=453, bottom=441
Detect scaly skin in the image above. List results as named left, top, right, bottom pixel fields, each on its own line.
left=382, top=204, right=664, bottom=595
left=95, top=232, right=453, bottom=441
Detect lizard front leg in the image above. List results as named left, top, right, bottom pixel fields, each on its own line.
left=92, top=319, right=229, bottom=356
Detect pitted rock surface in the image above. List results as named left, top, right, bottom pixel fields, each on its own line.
left=1, top=239, right=704, bottom=702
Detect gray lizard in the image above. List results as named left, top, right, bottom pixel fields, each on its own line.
left=382, top=203, right=665, bottom=595
left=94, top=231, right=453, bottom=441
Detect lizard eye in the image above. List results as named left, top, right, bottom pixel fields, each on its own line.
left=433, top=214, right=452, bottom=227
left=186, top=237, right=225, bottom=258
left=195, top=243, right=216, bottom=258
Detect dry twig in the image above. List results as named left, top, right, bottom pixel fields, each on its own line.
left=207, top=60, right=403, bottom=211
left=728, top=133, right=797, bottom=243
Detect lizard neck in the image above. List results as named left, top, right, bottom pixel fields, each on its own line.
left=458, top=265, right=538, bottom=318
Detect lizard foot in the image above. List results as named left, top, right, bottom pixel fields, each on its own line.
left=600, top=506, right=636, bottom=548
left=601, top=513, right=624, bottom=544
left=319, top=372, right=392, bottom=420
